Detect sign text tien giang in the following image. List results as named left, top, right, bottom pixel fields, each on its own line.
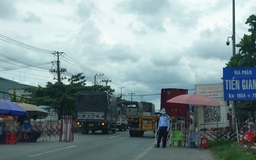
left=223, top=67, right=256, bottom=100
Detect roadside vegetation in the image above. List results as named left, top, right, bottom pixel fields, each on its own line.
left=210, top=13, right=256, bottom=160
left=210, top=141, right=256, bottom=160
left=11, top=73, right=116, bottom=119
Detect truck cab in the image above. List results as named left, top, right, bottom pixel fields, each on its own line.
left=121, top=101, right=157, bottom=137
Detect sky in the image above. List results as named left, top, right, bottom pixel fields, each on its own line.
left=0, top=0, right=255, bottom=109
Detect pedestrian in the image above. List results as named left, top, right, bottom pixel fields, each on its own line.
left=155, top=108, right=170, bottom=148
left=19, top=117, right=41, bottom=142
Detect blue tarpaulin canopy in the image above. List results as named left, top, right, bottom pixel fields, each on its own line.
left=0, top=100, right=27, bottom=116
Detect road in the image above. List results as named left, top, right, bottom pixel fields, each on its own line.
left=0, top=131, right=215, bottom=160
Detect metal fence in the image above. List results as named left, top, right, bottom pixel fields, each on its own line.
left=2, top=115, right=74, bottom=142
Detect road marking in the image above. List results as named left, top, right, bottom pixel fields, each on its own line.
left=109, top=135, right=122, bottom=139
left=28, top=145, right=77, bottom=158
left=44, top=145, right=76, bottom=153
left=28, top=153, right=43, bottom=157
left=132, top=146, right=153, bottom=160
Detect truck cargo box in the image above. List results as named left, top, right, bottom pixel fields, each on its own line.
left=160, top=88, right=188, bottom=118
left=76, top=91, right=117, bottom=134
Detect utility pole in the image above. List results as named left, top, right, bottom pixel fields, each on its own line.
left=94, top=73, right=104, bottom=85
left=232, top=0, right=236, bottom=129
left=102, top=79, right=111, bottom=87
left=118, top=86, right=125, bottom=96
left=139, top=95, right=144, bottom=102
left=226, top=0, right=236, bottom=129
left=50, top=51, right=67, bottom=82
left=128, top=93, right=135, bottom=101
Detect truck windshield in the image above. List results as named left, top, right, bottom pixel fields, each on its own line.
left=121, top=102, right=140, bottom=116
left=126, top=104, right=137, bottom=108
left=140, top=102, right=155, bottom=114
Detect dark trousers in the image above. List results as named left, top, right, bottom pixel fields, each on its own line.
left=157, top=127, right=168, bottom=147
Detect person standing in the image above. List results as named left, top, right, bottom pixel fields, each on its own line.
left=155, top=108, right=170, bottom=148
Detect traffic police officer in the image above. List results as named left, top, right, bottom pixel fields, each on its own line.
left=156, top=108, right=170, bottom=148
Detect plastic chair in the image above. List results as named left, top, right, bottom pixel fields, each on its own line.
left=5, top=132, right=17, bottom=144
left=187, top=132, right=200, bottom=148
left=241, top=131, right=255, bottom=144
left=170, top=131, right=184, bottom=146
left=200, top=136, right=209, bottom=149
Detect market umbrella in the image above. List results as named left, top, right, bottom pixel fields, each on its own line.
left=16, top=102, right=49, bottom=119
left=167, top=94, right=223, bottom=137
left=167, top=94, right=222, bottom=106
left=38, top=105, right=52, bottom=112
left=0, top=100, right=27, bottom=116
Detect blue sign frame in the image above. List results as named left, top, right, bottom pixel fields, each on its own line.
left=223, top=67, right=256, bottom=100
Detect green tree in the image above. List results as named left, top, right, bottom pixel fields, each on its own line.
left=10, top=89, right=17, bottom=102
left=25, top=73, right=115, bottom=119
left=226, top=14, right=256, bottom=118
left=226, top=14, right=256, bottom=67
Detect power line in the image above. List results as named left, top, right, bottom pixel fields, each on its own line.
left=0, top=34, right=53, bottom=53
left=0, top=52, right=52, bottom=71
left=0, top=34, right=110, bottom=86
left=63, top=54, right=99, bottom=74
left=62, top=54, right=110, bottom=84
left=134, top=93, right=160, bottom=96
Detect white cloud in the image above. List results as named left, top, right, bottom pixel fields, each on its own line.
left=0, top=1, right=17, bottom=19
left=0, top=0, right=255, bottom=109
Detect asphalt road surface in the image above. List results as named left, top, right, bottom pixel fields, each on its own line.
left=0, top=131, right=215, bottom=160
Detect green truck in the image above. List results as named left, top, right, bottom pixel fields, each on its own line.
left=76, top=91, right=117, bottom=134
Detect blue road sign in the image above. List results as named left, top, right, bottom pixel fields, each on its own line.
left=223, top=67, right=256, bottom=100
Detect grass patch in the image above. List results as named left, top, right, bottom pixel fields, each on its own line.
left=210, top=141, right=256, bottom=160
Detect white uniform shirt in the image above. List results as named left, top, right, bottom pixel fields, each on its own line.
left=158, top=115, right=170, bottom=130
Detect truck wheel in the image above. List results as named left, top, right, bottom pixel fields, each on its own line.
left=134, top=131, right=140, bottom=137
left=102, top=129, right=109, bottom=134
left=92, top=130, right=96, bottom=134
left=139, top=131, right=144, bottom=137
left=112, top=129, right=116, bottom=133
left=129, top=130, right=135, bottom=137
left=81, top=129, right=89, bottom=134
left=119, top=127, right=122, bottom=131
left=129, top=130, right=133, bottom=137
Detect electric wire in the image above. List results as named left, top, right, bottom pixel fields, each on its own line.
left=0, top=52, right=52, bottom=71
left=0, top=34, right=53, bottom=53
left=63, top=54, right=100, bottom=74
left=0, top=34, right=167, bottom=98
left=0, top=34, right=109, bottom=83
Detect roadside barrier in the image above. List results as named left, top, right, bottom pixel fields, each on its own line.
left=59, top=115, right=74, bottom=142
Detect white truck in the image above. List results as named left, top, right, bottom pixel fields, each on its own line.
left=116, top=103, right=128, bottom=131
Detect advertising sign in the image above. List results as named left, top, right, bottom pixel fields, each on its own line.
left=196, top=84, right=228, bottom=129
left=223, top=67, right=256, bottom=100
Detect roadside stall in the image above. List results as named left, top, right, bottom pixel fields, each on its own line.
left=15, top=102, right=49, bottom=142
left=0, top=100, right=27, bottom=144
left=0, top=115, right=20, bottom=144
